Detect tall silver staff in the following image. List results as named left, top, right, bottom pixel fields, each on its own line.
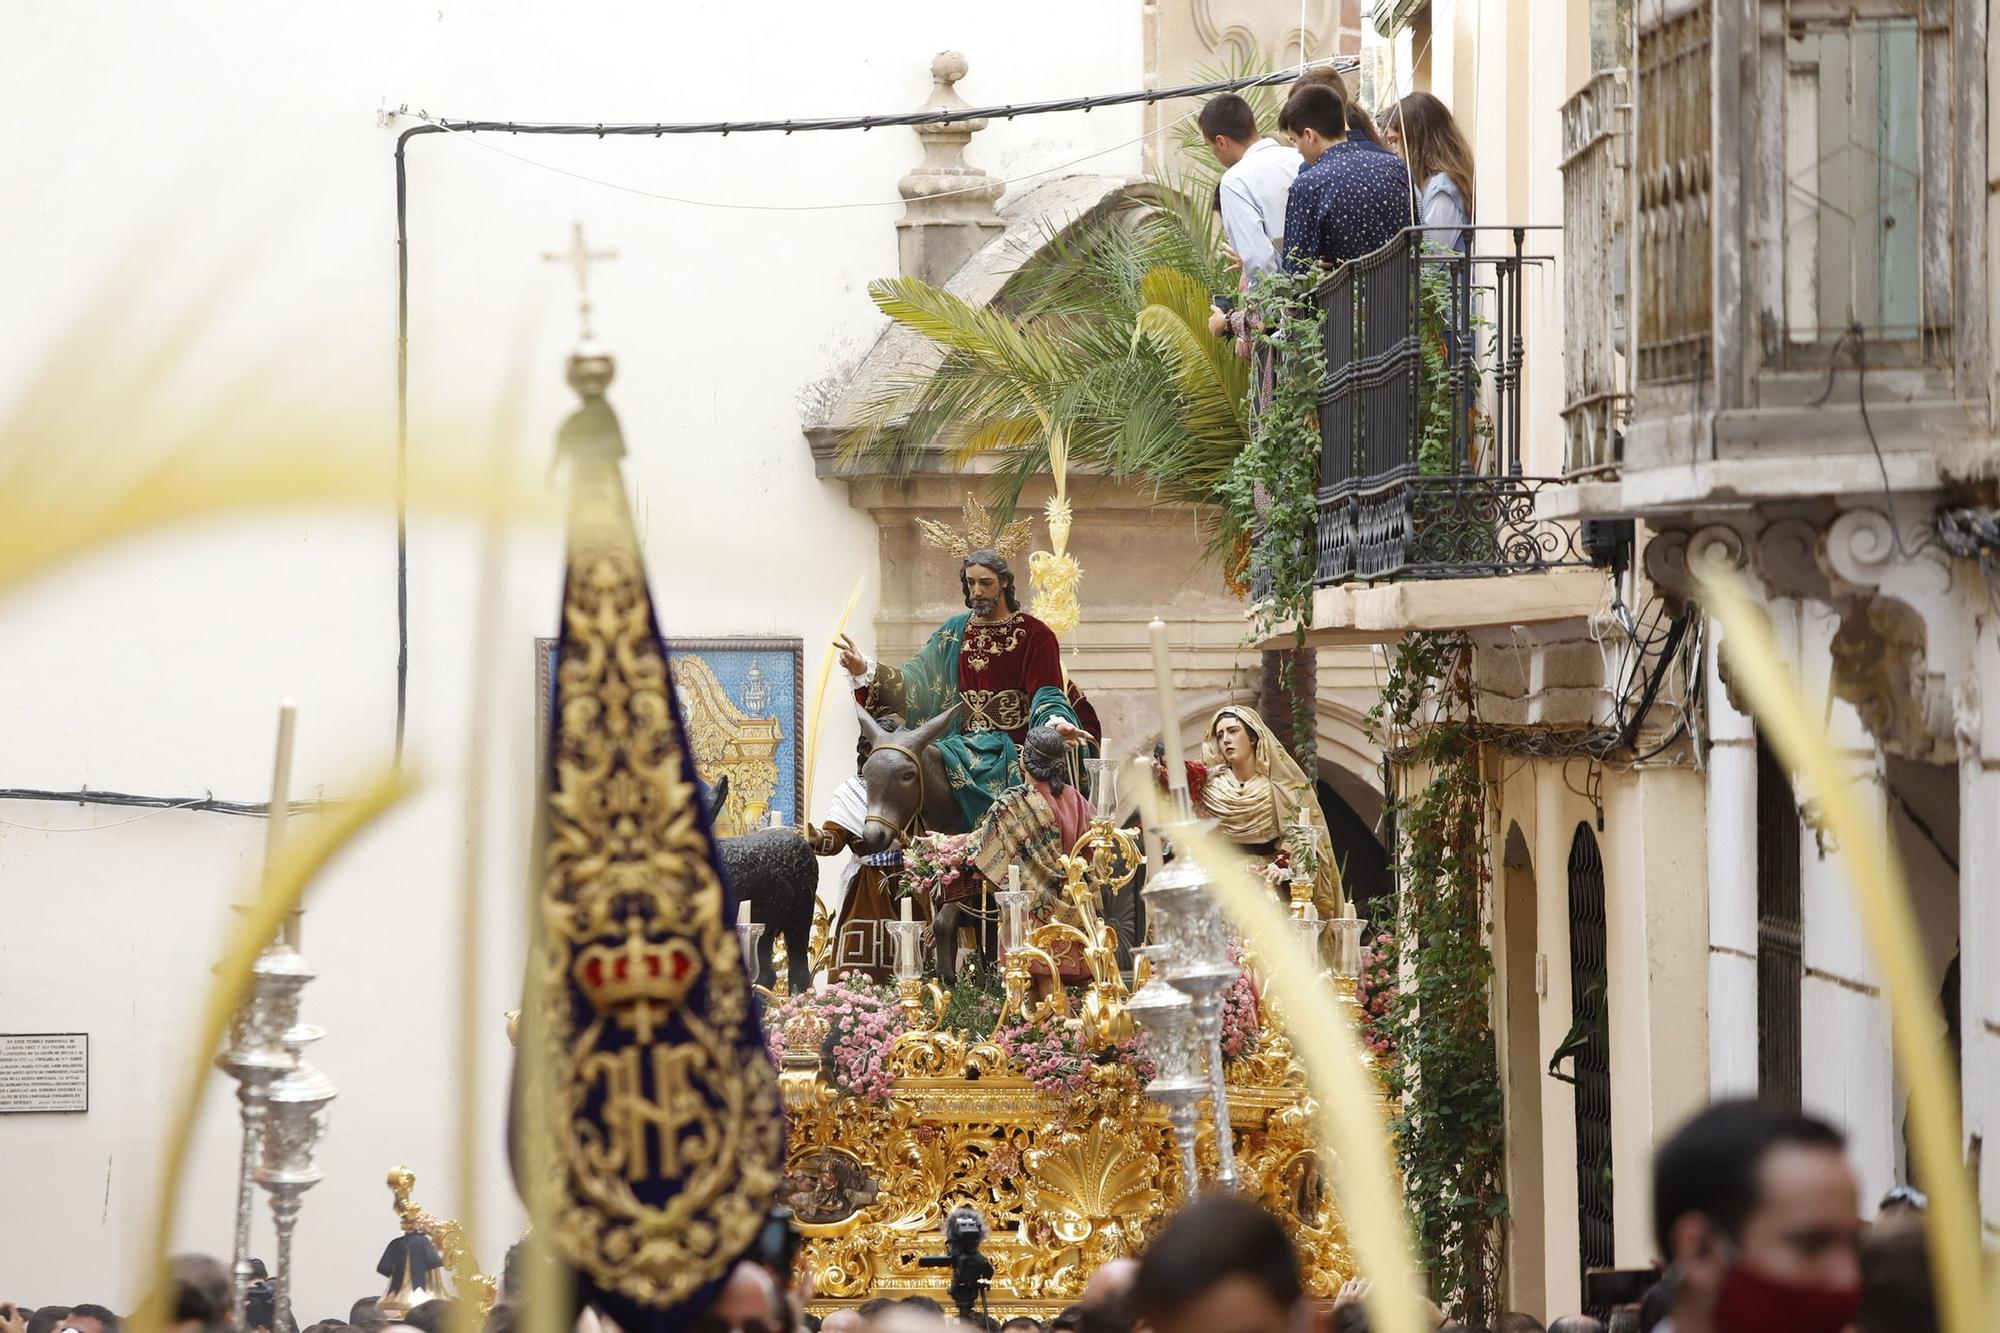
left=215, top=702, right=301, bottom=1317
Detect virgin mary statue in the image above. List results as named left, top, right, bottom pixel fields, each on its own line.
left=1199, top=705, right=1344, bottom=931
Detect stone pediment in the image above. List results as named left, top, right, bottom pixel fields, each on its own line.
left=803, top=173, right=1140, bottom=476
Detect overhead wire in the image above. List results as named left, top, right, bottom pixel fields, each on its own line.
left=0, top=788, right=345, bottom=823
left=416, top=105, right=1201, bottom=212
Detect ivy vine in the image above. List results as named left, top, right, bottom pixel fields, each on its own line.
left=1219, top=264, right=1328, bottom=769
left=1368, top=631, right=1507, bottom=1327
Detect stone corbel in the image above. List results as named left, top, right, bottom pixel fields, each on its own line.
left=1643, top=520, right=1754, bottom=604
left=1752, top=517, right=1834, bottom=603
left=1817, top=506, right=1972, bottom=763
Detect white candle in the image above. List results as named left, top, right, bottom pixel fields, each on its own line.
left=1304, top=902, right=1319, bottom=923
left=1148, top=618, right=1188, bottom=791
left=737, top=901, right=751, bottom=927
left=1008, top=863, right=1021, bottom=895
left=900, top=895, right=913, bottom=924
left=265, top=700, right=299, bottom=946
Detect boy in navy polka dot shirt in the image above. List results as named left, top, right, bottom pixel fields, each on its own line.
left=1279, top=83, right=1414, bottom=272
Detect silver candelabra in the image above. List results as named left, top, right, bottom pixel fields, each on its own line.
left=1123, top=945, right=1207, bottom=1191
left=257, top=1016, right=337, bottom=1332
left=1140, top=826, right=1241, bottom=1192
left=213, top=702, right=337, bottom=1328
left=215, top=942, right=311, bottom=1315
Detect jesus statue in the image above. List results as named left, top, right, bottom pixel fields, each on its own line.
left=838, top=547, right=1089, bottom=828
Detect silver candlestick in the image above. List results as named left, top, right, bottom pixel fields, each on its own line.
left=1124, top=947, right=1207, bottom=1191
left=1143, top=828, right=1241, bottom=1192
left=735, top=912, right=766, bottom=983
left=257, top=1020, right=336, bottom=1333
left=216, top=941, right=313, bottom=1318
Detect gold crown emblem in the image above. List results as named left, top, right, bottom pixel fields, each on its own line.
left=782, top=1005, right=831, bottom=1058
left=574, top=916, right=703, bottom=1041
left=915, top=496, right=1032, bottom=562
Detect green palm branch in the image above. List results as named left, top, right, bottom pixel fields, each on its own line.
left=841, top=184, right=1256, bottom=563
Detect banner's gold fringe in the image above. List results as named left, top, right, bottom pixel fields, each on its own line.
left=131, top=769, right=417, bottom=1333
left=1699, top=563, right=1990, bottom=1333
left=1134, top=775, right=1425, bottom=1333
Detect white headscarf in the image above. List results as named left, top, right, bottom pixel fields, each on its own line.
left=1200, top=704, right=1343, bottom=915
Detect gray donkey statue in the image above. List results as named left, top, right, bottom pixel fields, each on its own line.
left=850, top=699, right=1009, bottom=985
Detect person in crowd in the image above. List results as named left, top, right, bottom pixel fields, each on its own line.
left=1200, top=93, right=1302, bottom=282
left=1650, top=1100, right=1862, bottom=1333
left=346, top=1304, right=378, bottom=1329
left=853, top=1299, right=895, bottom=1327
left=1875, top=1184, right=1926, bottom=1218
left=1130, top=1195, right=1309, bottom=1333
left=816, top=1312, right=864, bottom=1333
left=1290, top=64, right=1391, bottom=151
left=1494, top=1314, right=1544, bottom=1333
left=864, top=1302, right=945, bottom=1333
left=26, top=1310, right=72, bottom=1333
left=1605, top=1314, right=1640, bottom=1333
left=698, top=1260, right=783, bottom=1333
left=1636, top=1275, right=1674, bottom=1333
left=167, top=1257, right=234, bottom=1333
left=1378, top=92, right=1475, bottom=253
left=997, top=1319, right=1043, bottom=1333
left=1045, top=1308, right=1083, bottom=1333
left=1546, top=1319, right=1603, bottom=1333
left=398, top=1302, right=462, bottom=1333
left=1854, top=1211, right=1936, bottom=1333
left=1075, top=1257, right=1136, bottom=1333
left=67, top=1307, right=121, bottom=1333
left=1279, top=84, right=1413, bottom=273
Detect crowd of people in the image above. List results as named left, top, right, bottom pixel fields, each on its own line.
left=1199, top=64, right=1478, bottom=357
left=31, top=1098, right=1942, bottom=1333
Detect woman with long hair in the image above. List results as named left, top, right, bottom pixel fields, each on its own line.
left=1380, top=90, right=1475, bottom=252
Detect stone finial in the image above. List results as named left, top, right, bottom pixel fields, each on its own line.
left=896, top=51, right=1005, bottom=284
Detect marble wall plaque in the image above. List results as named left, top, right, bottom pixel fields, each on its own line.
left=0, top=1032, right=88, bottom=1113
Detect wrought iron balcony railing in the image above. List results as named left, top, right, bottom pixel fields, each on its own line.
left=1309, top=226, right=1591, bottom=586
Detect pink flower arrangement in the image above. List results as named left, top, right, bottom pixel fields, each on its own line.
left=996, top=1015, right=1092, bottom=1100
left=998, top=1013, right=1149, bottom=1103
left=902, top=831, right=978, bottom=904
left=1357, top=933, right=1399, bottom=1063
left=763, top=979, right=908, bottom=1100
left=1219, top=969, right=1261, bottom=1061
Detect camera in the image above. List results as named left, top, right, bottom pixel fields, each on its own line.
left=915, top=1205, right=994, bottom=1321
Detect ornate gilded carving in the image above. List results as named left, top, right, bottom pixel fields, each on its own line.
left=385, top=1167, right=499, bottom=1314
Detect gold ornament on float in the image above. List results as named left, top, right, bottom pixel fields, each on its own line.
left=915, top=495, right=1033, bottom=562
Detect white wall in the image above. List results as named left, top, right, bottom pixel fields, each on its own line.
left=0, top=0, right=1145, bottom=1317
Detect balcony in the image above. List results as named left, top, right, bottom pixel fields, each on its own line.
left=1309, top=227, right=1593, bottom=587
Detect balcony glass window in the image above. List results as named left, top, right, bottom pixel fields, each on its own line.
left=1778, top=14, right=1928, bottom=354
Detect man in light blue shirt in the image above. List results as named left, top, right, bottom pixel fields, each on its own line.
left=1199, top=93, right=1302, bottom=280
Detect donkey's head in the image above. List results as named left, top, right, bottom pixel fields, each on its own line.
left=853, top=700, right=962, bottom=856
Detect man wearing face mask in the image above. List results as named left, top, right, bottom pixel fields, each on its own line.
left=1650, top=1100, right=1863, bottom=1333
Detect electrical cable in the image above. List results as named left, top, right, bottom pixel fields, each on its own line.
left=0, top=788, right=346, bottom=822
left=0, top=797, right=204, bottom=832
left=1807, top=323, right=1926, bottom=561
left=416, top=105, right=1200, bottom=212
left=405, top=59, right=1355, bottom=141
left=389, top=57, right=1353, bottom=763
